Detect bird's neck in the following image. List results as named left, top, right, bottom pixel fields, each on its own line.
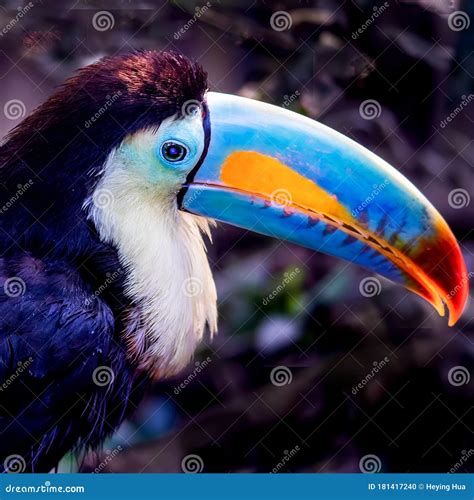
left=85, top=152, right=217, bottom=379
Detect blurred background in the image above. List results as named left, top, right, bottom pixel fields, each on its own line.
left=0, top=0, right=472, bottom=473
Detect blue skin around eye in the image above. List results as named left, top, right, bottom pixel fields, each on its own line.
left=117, top=138, right=195, bottom=186
left=154, top=115, right=204, bottom=174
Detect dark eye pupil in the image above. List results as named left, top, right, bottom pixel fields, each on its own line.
left=162, top=142, right=187, bottom=162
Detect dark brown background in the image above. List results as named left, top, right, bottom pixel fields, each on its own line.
left=0, top=0, right=472, bottom=473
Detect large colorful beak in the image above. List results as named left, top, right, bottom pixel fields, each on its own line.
left=179, top=92, right=468, bottom=325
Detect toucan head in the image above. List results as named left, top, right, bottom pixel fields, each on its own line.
left=90, top=52, right=465, bottom=327
left=1, top=51, right=468, bottom=375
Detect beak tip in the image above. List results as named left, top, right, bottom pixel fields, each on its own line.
left=410, top=218, right=469, bottom=327
left=445, top=242, right=469, bottom=327
left=437, top=246, right=469, bottom=327
left=446, top=268, right=469, bottom=327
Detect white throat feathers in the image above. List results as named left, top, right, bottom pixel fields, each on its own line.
left=85, top=130, right=217, bottom=379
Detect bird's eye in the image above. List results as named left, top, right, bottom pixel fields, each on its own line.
left=161, top=141, right=188, bottom=163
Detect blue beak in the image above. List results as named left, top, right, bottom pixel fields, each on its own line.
left=179, top=92, right=468, bottom=325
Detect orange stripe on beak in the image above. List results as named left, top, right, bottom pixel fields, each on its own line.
left=217, top=151, right=468, bottom=325
left=221, top=151, right=354, bottom=224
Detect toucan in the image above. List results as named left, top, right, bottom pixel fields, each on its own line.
left=0, top=51, right=468, bottom=472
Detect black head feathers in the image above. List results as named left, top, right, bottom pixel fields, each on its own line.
left=0, top=51, right=207, bottom=257
left=0, top=51, right=208, bottom=172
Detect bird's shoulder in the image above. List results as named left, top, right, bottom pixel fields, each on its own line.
left=0, top=253, right=143, bottom=471
left=0, top=253, right=116, bottom=382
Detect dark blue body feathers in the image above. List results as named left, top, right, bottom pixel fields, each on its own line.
left=0, top=51, right=208, bottom=471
